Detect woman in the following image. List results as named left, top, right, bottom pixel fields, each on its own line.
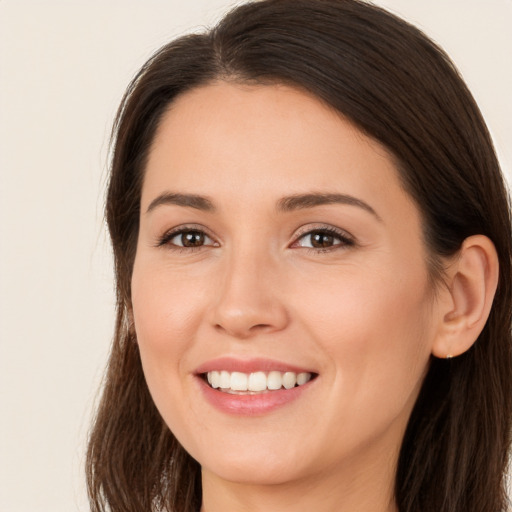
left=86, top=1, right=512, bottom=511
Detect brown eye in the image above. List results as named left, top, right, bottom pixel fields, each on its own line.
left=180, top=231, right=205, bottom=247
left=158, top=228, right=216, bottom=249
left=294, top=227, right=354, bottom=251
left=310, top=232, right=336, bottom=248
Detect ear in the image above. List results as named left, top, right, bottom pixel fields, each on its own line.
left=431, top=235, right=499, bottom=359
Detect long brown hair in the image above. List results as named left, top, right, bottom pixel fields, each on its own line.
left=86, top=1, right=512, bottom=510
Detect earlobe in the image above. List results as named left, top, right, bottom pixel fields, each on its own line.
left=431, top=235, right=499, bottom=359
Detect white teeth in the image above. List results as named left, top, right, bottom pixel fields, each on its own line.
left=282, top=372, right=296, bottom=389
left=210, top=371, right=220, bottom=388
left=267, top=371, right=283, bottom=390
left=219, top=371, right=231, bottom=389
left=205, top=370, right=313, bottom=393
left=297, top=372, right=310, bottom=386
left=230, top=372, right=248, bottom=391
left=248, top=371, right=267, bottom=391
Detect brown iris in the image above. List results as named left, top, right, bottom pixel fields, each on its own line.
left=310, top=231, right=336, bottom=248
left=181, top=231, right=205, bottom=247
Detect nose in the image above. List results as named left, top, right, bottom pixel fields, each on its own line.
left=209, top=248, right=289, bottom=339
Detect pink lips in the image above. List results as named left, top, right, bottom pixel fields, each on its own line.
left=194, top=357, right=317, bottom=416
left=195, top=356, right=314, bottom=375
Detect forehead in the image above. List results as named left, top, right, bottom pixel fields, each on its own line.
left=142, top=81, right=418, bottom=225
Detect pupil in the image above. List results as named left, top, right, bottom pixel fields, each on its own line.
left=183, top=231, right=204, bottom=247
left=312, top=232, right=333, bottom=248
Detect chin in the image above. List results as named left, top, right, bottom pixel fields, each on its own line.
left=185, top=433, right=314, bottom=486
left=201, top=455, right=305, bottom=486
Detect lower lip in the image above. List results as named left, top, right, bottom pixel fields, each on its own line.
left=196, top=376, right=315, bottom=416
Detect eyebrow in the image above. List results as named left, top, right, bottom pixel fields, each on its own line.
left=276, top=193, right=381, bottom=221
left=146, top=192, right=216, bottom=214
left=145, top=191, right=380, bottom=221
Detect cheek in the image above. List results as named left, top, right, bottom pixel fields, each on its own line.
left=298, top=259, right=432, bottom=340
left=295, top=262, right=434, bottom=406
left=130, top=261, right=212, bottom=453
left=130, top=258, right=209, bottom=411
left=131, top=260, right=204, bottom=351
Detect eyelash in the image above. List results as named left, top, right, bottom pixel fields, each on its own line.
left=156, top=225, right=217, bottom=252
left=156, top=225, right=355, bottom=253
left=292, top=226, right=355, bottom=253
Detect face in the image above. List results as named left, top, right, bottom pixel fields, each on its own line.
left=131, top=82, right=439, bottom=487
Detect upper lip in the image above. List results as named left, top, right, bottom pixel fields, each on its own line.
left=195, top=357, right=316, bottom=375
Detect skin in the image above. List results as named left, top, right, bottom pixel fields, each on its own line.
left=131, top=82, right=448, bottom=512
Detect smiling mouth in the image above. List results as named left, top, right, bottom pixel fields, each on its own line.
left=202, top=370, right=317, bottom=394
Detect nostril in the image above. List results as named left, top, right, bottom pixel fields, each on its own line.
left=214, top=322, right=275, bottom=339
left=211, top=294, right=289, bottom=338
left=248, top=323, right=275, bottom=334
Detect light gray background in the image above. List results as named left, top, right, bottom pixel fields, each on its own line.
left=0, top=1, right=510, bottom=511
